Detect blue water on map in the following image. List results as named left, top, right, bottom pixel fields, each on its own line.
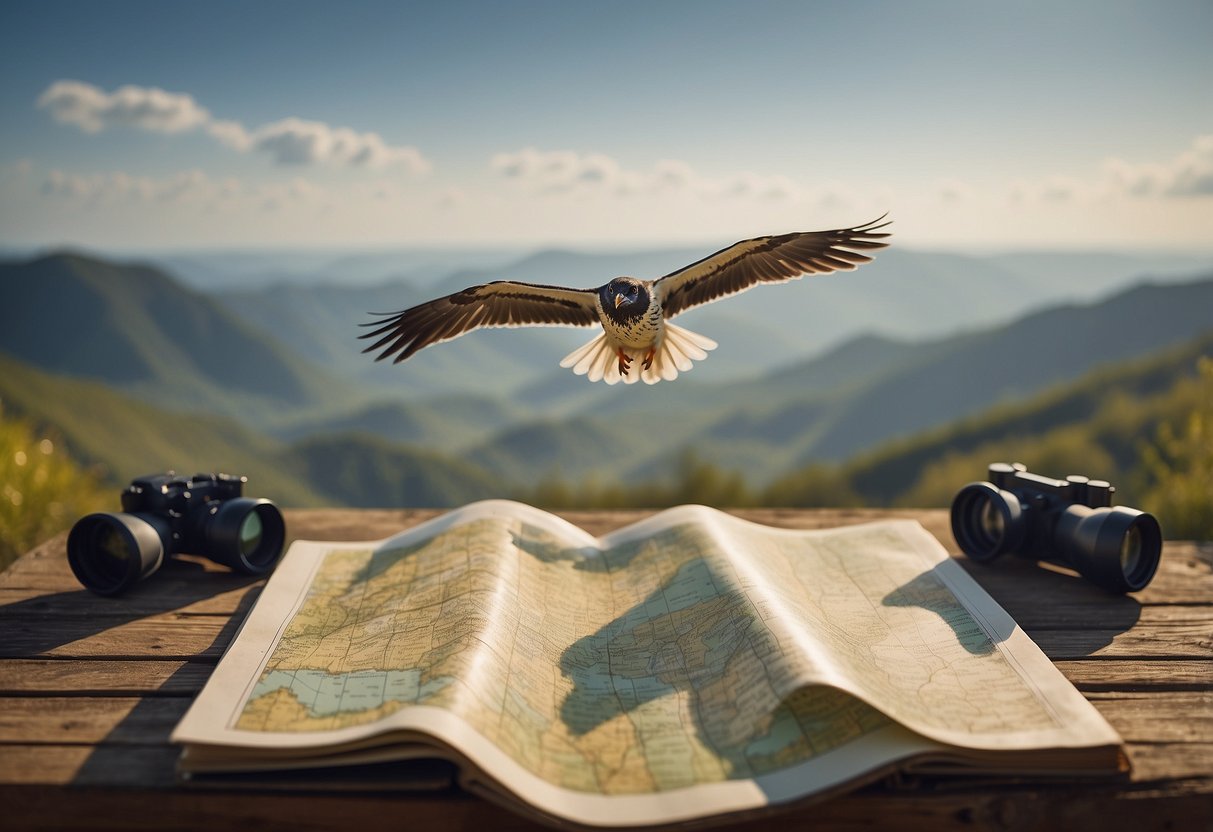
left=251, top=668, right=453, bottom=717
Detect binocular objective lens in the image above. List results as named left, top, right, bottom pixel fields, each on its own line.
left=950, top=482, right=1023, bottom=561
left=239, top=512, right=264, bottom=557
left=90, top=523, right=134, bottom=585
left=219, top=501, right=285, bottom=572
left=68, top=512, right=166, bottom=595
left=1120, top=526, right=1142, bottom=579
left=979, top=501, right=1005, bottom=541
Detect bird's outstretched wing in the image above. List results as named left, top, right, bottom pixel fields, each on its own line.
left=360, top=280, right=600, bottom=363
left=655, top=215, right=891, bottom=318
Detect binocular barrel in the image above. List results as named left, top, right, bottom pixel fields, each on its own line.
left=67, top=512, right=170, bottom=596
left=68, top=497, right=285, bottom=596
left=950, top=465, right=1162, bottom=593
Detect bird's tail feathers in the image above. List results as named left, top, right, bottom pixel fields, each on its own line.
left=559, top=323, right=717, bottom=385
left=559, top=332, right=623, bottom=384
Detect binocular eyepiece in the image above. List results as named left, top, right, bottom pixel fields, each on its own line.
left=950, top=463, right=1162, bottom=593
left=68, top=472, right=286, bottom=596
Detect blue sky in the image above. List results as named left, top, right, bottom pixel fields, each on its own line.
left=1, top=0, right=1210, bottom=250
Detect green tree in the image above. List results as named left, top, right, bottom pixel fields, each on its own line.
left=1139, top=357, right=1213, bottom=540
left=762, top=463, right=862, bottom=508
left=667, top=450, right=752, bottom=507
left=0, top=405, right=112, bottom=571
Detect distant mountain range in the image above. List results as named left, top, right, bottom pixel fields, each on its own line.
left=0, top=253, right=365, bottom=426
left=0, top=354, right=500, bottom=508
left=835, top=330, right=1213, bottom=508
left=1, top=247, right=1210, bottom=509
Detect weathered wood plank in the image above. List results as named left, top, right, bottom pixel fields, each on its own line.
left=953, top=543, right=1212, bottom=607
left=2, top=755, right=1211, bottom=831
left=0, top=584, right=263, bottom=630
left=0, top=616, right=233, bottom=660
left=1054, top=659, right=1213, bottom=691
left=0, top=659, right=211, bottom=695
left=0, top=581, right=264, bottom=618
left=1026, top=612, right=1213, bottom=659
left=1004, top=597, right=1212, bottom=635
left=0, top=744, right=179, bottom=788
left=0, top=696, right=189, bottom=744
left=1085, top=691, right=1213, bottom=743
left=1118, top=741, right=1213, bottom=786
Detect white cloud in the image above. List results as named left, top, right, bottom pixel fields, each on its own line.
left=1103, top=134, right=1213, bottom=198
left=38, top=80, right=210, bottom=134
left=250, top=118, right=429, bottom=171
left=206, top=119, right=253, bottom=152
left=714, top=172, right=802, bottom=202
left=41, top=168, right=230, bottom=204
left=937, top=179, right=975, bottom=203
left=491, top=147, right=801, bottom=201
left=1011, top=135, right=1213, bottom=205
left=256, top=177, right=329, bottom=212
left=435, top=186, right=466, bottom=209
left=36, top=80, right=429, bottom=172
left=39, top=166, right=336, bottom=216
left=491, top=148, right=601, bottom=192
left=1010, top=175, right=1087, bottom=204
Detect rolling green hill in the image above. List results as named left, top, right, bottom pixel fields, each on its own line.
left=0, top=354, right=504, bottom=509
left=214, top=278, right=590, bottom=398
left=282, top=433, right=502, bottom=507
left=275, top=394, right=524, bottom=452
left=0, top=252, right=366, bottom=426
left=0, top=353, right=322, bottom=505
left=765, top=331, right=1213, bottom=517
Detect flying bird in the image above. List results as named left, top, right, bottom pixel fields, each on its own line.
left=361, top=215, right=891, bottom=385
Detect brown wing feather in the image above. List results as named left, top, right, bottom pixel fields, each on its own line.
left=655, top=215, right=891, bottom=318
left=360, top=280, right=600, bottom=363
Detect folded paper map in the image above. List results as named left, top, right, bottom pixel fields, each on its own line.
left=173, top=501, right=1125, bottom=828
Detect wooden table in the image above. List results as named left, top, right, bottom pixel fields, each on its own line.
left=2, top=508, right=1210, bottom=831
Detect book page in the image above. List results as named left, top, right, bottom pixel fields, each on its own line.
left=174, top=500, right=1119, bottom=826
left=702, top=513, right=1121, bottom=752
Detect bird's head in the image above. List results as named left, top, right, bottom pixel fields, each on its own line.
left=602, top=277, right=646, bottom=312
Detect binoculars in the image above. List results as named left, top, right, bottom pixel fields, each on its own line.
left=951, top=463, right=1162, bottom=593
left=68, top=472, right=286, bottom=596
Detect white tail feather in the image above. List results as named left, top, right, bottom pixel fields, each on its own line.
left=559, top=322, right=717, bottom=385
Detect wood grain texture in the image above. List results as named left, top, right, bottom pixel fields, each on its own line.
left=1, top=507, right=1209, bottom=832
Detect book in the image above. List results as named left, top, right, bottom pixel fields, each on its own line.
left=172, top=500, right=1126, bottom=828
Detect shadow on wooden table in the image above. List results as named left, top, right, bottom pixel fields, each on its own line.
left=0, top=557, right=264, bottom=658
left=64, top=572, right=265, bottom=789
left=953, top=552, right=1143, bottom=658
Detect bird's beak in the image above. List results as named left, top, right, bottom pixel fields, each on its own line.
left=614, top=293, right=625, bottom=309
